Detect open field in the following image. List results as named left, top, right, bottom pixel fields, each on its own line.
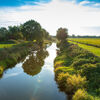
left=69, top=41, right=100, bottom=57
left=0, top=44, right=15, bottom=48
left=69, top=38, right=100, bottom=48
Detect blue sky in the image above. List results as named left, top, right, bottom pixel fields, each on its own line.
left=76, top=0, right=100, bottom=3
left=0, top=0, right=51, bottom=7
left=0, top=0, right=100, bottom=36
left=0, top=0, right=100, bottom=7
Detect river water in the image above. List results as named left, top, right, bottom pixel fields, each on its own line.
left=0, top=43, right=67, bottom=100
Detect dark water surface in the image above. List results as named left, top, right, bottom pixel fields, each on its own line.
left=0, top=43, right=67, bottom=100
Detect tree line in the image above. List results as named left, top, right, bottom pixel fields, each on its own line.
left=0, top=20, right=51, bottom=42
left=69, top=34, right=100, bottom=38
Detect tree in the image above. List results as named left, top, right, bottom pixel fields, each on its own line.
left=8, top=26, right=23, bottom=40
left=21, top=20, right=43, bottom=42
left=42, top=29, right=49, bottom=39
left=0, top=27, right=8, bottom=41
left=56, top=27, right=68, bottom=41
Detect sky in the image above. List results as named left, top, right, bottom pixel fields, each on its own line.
left=0, top=0, right=100, bottom=36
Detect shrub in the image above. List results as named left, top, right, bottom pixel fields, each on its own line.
left=81, top=63, right=100, bottom=89
left=75, top=52, right=94, bottom=59
left=54, top=61, right=65, bottom=68
left=65, top=74, right=87, bottom=93
left=72, top=58, right=93, bottom=70
left=57, top=72, right=70, bottom=90
left=72, top=89, right=94, bottom=100
left=55, top=67, right=75, bottom=78
left=0, top=66, right=4, bottom=75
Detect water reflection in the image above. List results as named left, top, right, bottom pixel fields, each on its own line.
left=22, top=49, right=49, bottom=76
left=0, top=43, right=67, bottom=100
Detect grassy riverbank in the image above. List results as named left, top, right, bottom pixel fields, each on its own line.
left=54, top=41, right=100, bottom=100
left=0, top=39, right=52, bottom=77
left=0, top=42, right=39, bottom=76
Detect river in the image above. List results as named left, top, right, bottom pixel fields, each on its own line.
left=0, top=43, right=67, bottom=100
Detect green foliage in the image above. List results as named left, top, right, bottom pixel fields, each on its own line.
left=0, top=66, right=4, bottom=75
left=56, top=27, right=68, bottom=41
left=8, top=26, right=23, bottom=40
left=54, top=40, right=100, bottom=99
left=0, top=19, right=51, bottom=45
left=55, top=66, right=75, bottom=78
left=65, top=74, right=87, bottom=94
left=69, top=38, right=100, bottom=47
left=57, top=72, right=70, bottom=90
left=22, top=20, right=43, bottom=41
left=0, top=42, right=35, bottom=69
left=69, top=40, right=100, bottom=57
left=22, top=49, right=48, bottom=76
left=72, top=58, right=94, bottom=70
left=72, top=89, right=94, bottom=100
left=0, top=27, right=8, bottom=41
left=0, top=44, right=15, bottom=48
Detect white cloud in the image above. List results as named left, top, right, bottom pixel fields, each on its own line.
left=0, top=0, right=100, bottom=36
left=79, top=1, right=90, bottom=5
left=93, top=3, right=100, bottom=7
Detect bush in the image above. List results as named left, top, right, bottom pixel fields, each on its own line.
left=72, top=59, right=93, bottom=70
left=72, top=89, right=94, bottom=100
left=65, top=74, right=87, bottom=93
left=57, top=72, right=70, bottom=90
left=54, top=61, right=65, bottom=68
left=55, top=67, right=75, bottom=78
left=81, top=63, right=100, bottom=89
left=0, top=66, right=4, bottom=75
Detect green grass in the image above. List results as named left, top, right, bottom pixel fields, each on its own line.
left=0, top=44, right=15, bottom=48
left=68, top=38, right=100, bottom=47
left=69, top=41, right=100, bottom=57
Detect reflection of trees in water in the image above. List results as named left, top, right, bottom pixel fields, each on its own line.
left=22, top=49, right=49, bottom=76
left=0, top=73, right=3, bottom=79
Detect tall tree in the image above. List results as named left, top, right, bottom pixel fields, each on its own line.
left=22, top=20, right=43, bottom=42
left=56, top=27, right=68, bottom=41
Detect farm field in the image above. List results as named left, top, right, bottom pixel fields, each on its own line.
left=69, top=41, right=100, bottom=57
left=68, top=38, right=100, bottom=57
left=0, top=44, right=15, bottom=48
left=68, top=38, right=100, bottom=47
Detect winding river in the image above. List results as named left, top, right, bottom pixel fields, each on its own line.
left=0, top=43, right=67, bottom=100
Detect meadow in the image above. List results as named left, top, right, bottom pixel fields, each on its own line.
left=68, top=38, right=100, bottom=47
left=68, top=38, right=100, bottom=57
left=68, top=41, right=100, bottom=57
left=0, top=44, right=15, bottom=48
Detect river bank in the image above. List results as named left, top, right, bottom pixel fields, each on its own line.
left=0, top=42, right=41, bottom=76
left=54, top=41, right=100, bottom=100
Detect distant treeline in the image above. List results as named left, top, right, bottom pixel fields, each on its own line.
left=0, top=20, right=51, bottom=42
left=69, top=34, right=100, bottom=38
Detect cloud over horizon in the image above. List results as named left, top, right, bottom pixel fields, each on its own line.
left=0, top=0, right=100, bottom=36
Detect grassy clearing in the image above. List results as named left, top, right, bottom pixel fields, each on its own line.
left=69, top=38, right=100, bottom=47
left=69, top=41, right=100, bottom=57
left=54, top=41, right=100, bottom=100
